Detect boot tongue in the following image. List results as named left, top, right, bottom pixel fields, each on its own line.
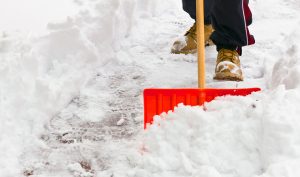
left=221, top=50, right=240, bottom=65
left=224, top=52, right=233, bottom=57
left=220, top=50, right=233, bottom=61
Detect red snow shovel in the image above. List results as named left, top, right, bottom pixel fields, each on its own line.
left=143, top=0, right=261, bottom=129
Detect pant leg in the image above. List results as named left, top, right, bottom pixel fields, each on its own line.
left=182, top=0, right=213, bottom=25
left=210, top=0, right=255, bottom=52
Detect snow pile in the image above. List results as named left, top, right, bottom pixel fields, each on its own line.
left=0, top=0, right=153, bottom=175
left=139, top=89, right=300, bottom=177
left=140, top=95, right=261, bottom=177
left=270, top=23, right=300, bottom=90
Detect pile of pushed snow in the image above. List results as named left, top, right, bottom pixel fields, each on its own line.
left=132, top=24, right=300, bottom=177
left=138, top=88, right=300, bottom=177
left=141, top=96, right=262, bottom=177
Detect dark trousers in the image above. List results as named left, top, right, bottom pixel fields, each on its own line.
left=182, top=0, right=255, bottom=53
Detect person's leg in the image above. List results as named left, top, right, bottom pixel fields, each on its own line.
left=171, top=0, right=214, bottom=54
left=210, top=0, right=254, bottom=53
left=212, top=0, right=255, bottom=81
left=182, top=0, right=213, bottom=24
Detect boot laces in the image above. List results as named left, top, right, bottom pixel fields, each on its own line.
left=218, top=49, right=240, bottom=65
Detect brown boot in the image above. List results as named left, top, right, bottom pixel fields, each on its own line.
left=204, top=25, right=214, bottom=46
left=171, top=23, right=214, bottom=54
left=213, top=49, right=244, bottom=81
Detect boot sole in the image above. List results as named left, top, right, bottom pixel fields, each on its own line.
left=214, top=71, right=244, bottom=81
left=171, top=43, right=214, bottom=55
left=171, top=49, right=197, bottom=55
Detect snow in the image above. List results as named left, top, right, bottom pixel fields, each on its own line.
left=140, top=88, right=300, bottom=177
left=0, top=0, right=300, bottom=177
left=0, top=0, right=80, bottom=34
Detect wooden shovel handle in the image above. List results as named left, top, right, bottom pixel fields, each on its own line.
left=196, top=0, right=206, bottom=88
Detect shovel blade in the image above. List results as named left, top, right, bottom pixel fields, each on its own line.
left=143, top=88, right=261, bottom=129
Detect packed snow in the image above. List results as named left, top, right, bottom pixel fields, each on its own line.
left=0, top=0, right=300, bottom=177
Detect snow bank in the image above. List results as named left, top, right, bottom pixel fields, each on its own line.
left=0, top=0, right=80, bottom=33
left=0, top=0, right=153, bottom=175
left=270, top=23, right=300, bottom=90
